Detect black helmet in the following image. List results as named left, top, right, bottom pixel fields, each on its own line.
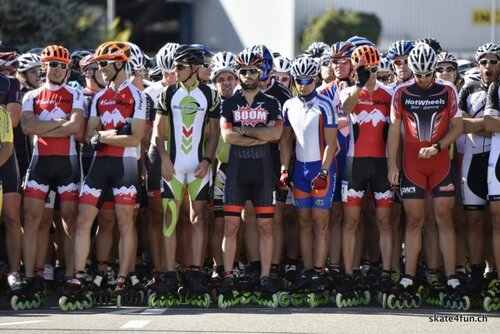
left=173, top=44, right=205, bottom=65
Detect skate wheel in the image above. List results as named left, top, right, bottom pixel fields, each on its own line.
left=381, top=293, right=388, bottom=309
left=335, top=293, right=344, bottom=308
left=307, top=293, right=317, bottom=308
left=461, top=296, right=471, bottom=311
left=412, top=294, right=422, bottom=308
left=320, top=293, right=329, bottom=305
left=75, top=300, right=83, bottom=310
left=240, top=292, right=252, bottom=305
left=148, top=293, right=159, bottom=308
left=201, top=293, right=211, bottom=308
left=217, top=294, right=227, bottom=309
left=291, top=294, right=303, bottom=306
left=116, top=295, right=122, bottom=310
left=69, top=301, right=77, bottom=311
left=270, top=294, right=279, bottom=308
left=9, top=295, right=20, bottom=311
left=361, top=291, right=371, bottom=305
left=59, top=296, right=69, bottom=311
left=483, top=296, right=493, bottom=312
left=278, top=292, right=290, bottom=307
left=32, top=297, right=41, bottom=309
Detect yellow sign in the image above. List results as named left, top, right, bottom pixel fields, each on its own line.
left=473, top=9, right=500, bottom=25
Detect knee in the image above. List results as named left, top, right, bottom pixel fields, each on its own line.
left=224, top=220, right=240, bottom=238
left=258, top=221, right=273, bottom=238
left=376, top=217, right=392, bottom=233
left=342, top=216, right=359, bottom=232
left=313, top=220, right=328, bottom=236
left=406, top=216, right=424, bottom=232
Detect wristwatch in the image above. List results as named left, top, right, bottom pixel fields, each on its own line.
left=432, top=142, right=441, bottom=152
left=320, top=169, right=329, bottom=176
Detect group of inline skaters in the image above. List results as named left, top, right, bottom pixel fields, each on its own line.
left=0, top=33, right=500, bottom=312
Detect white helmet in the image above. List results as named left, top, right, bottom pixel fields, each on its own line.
left=475, top=43, right=500, bottom=62
left=273, top=56, right=292, bottom=73
left=290, top=55, right=319, bottom=77
left=408, top=43, right=437, bottom=75
left=17, top=53, right=41, bottom=72
left=378, top=57, right=392, bottom=73
left=126, top=42, right=146, bottom=71
left=210, top=51, right=237, bottom=81
left=156, top=43, right=180, bottom=72
left=463, top=68, right=481, bottom=87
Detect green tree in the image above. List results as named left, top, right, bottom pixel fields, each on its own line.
left=302, top=7, right=382, bottom=50
left=0, top=0, right=102, bottom=51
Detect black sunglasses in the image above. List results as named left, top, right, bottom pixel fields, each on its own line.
left=48, top=61, right=69, bottom=70
left=239, top=68, right=259, bottom=76
left=436, top=66, right=456, bottom=73
left=479, top=59, right=499, bottom=66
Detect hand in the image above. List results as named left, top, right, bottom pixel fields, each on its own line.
left=356, top=65, right=370, bottom=87
left=388, top=165, right=400, bottom=187
left=194, top=159, right=210, bottom=179
left=90, top=133, right=101, bottom=151
left=116, top=123, right=132, bottom=135
left=418, top=146, right=438, bottom=159
left=311, top=170, right=328, bottom=191
left=161, top=158, right=175, bottom=181
left=279, top=170, right=291, bottom=190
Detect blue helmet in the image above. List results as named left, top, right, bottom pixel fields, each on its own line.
left=330, top=41, right=355, bottom=59
left=192, top=43, right=213, bottom=58
left=346, top=36, right=375, bottom=49
left=251, top=44, right=273, bottom=81
left=386, top=40, right=414, bottom=61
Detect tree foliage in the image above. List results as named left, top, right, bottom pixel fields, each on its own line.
left=302, top=7, right=382, bottom=50
left=0, top=0, right=110, bottom=51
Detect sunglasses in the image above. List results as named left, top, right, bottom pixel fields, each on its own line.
left=321, top=59, right=332, bottom=66
left=174, top=64, right=191, bottom=71
left=393, top=59, right=409, bottom=66
left=273, top=76, right=290, bottom=83
left=414, top=72, right=433, bottom=78
left=436, top=66, right=456, bottom=73
left=239, top=68, right=259, bottom=76
left=48, top=61, right=69, bottom=70
left=295, top=77, right=315, bottom=85
left=332, top=58, right=350, bottom=65
left=98, top=60, right=115, bottom=68
left=202, top=63, right=213, bottom=69
left=377, top=75, right=390, bottom=82
left=479, top=59, right=499, bottom=66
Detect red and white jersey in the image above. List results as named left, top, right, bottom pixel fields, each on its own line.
left=22, top=83, right=83, bottom=156
left=90, top=80, right=146, bottom=158
left=340, top=82, right=393, bottom=158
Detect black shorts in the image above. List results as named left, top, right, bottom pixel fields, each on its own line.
left=0, top=153, right=21, bottom=194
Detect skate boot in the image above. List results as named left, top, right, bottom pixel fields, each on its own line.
left=385, top=275, right=422, bottom=309
left=148, top=271, right=182, bottom=308
left=335, top=273, right=370, bottom=308
left=217, top=275, right=239, bottom=309
left=33, top=275, right=48, bottom=305
left=283, top=258, right=301, bottom=282
left=307, top=271, right=329, bottom=308
left=8, top=273, right=42, bottom=310
left=90, top=272, right=113, bottom=305
left=238, top=266, right=260, bottom=305
left=115, top=274, right=146, bottom=309
left=278, top=271, right=310, bottom=307
left=184, top=269, right=211, bottom=308
left=483, top=279, right=500, bottom=312
left=377, top=272, right=393, bottom=306
left=255, top=276, right=279, bottom=308
left=59, top=276, right=93, bottom=311
left=440, top=275, right=471, bottom=311
left=423, top=271, right=445, bottom=306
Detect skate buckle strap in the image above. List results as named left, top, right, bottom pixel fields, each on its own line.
left=447, top=277, right=460, bottom=289
left=400, top=277, right=414, bottom=288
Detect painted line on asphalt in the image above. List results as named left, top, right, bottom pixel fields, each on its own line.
left=120, top=320, right=151, bottom=329
left=106, top=307, right=146, bottom=315
left=140, top=308, right=166, bottom=315
left=0, top=320, right=49, bottom=326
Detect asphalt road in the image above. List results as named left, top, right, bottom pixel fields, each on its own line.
left=0, top=296, right=498, bottom=334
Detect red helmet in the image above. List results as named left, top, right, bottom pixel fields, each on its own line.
left=79, top=54, right=98, bottom=71
left=41, top=45, right=71, bottom=64
left=0, top=51, right=19, bottom=68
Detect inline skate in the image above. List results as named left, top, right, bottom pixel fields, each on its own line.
left=254, top=276, right=279, bottom=308
left=217, top=276, right=239, bottom=309
left=59, top=276, right=93, bottom=311
left=483, top=279, right=500, bottom=312
left=148, top=271, right=182, bottom=308
left=115, top=273, right=146, bottom=309
left=184, top=269, right=211, bottom=308
left=335, top=274, right=370, bottom=308
left=8, top=274, right=43, bottom=310
left=90, top=272, right=113, bottom=305
left=440, top=275, right=471, bottom=311
left=385, top=275, right=422, bottom=309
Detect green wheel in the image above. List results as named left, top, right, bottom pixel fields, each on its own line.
left=412, top=294, right=422, bottom=308
left=59, top=296, right=69, bottom=311
left=335, top=293, right=343, bottom=308
left=116, top=295, right=122, bottom=310
left=278, top=292, right=290, bottom=307
left=386, top=294, right=397, bottom=310
left=10, top=295, right=20, bottom=311
left=483, top=296, right=493, bottom=312
left=218, top=294, right=227, bottom=309
left=148, top=294, right=159, bottom=308
left=69, top=301, right=77, bottom=311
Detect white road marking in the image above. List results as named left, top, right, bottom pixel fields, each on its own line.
left=0, top=320, right=49, bottom=326
left=120, top=320, right=150, bottom=329
left=140, top=308, right=166, bottom=315
left=106, top=307, right=145, bottom=315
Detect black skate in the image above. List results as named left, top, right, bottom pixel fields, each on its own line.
left=217, top=276, right=239, bottom=309
left=148, top=271, right=182, bottom=308
left=59, top=277, right=93, bottom=311
left=184, top=270, right=210, bottom=308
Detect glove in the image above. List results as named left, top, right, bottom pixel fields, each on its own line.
left=279, top=170, right=290, bottom=189
left=90, top=133, right=101, bottom=151
left=116, top=123, right=132, bottom=135
left=356, top=65, right=370, bottom=87
left=311, top=169, right=328, bottom=191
